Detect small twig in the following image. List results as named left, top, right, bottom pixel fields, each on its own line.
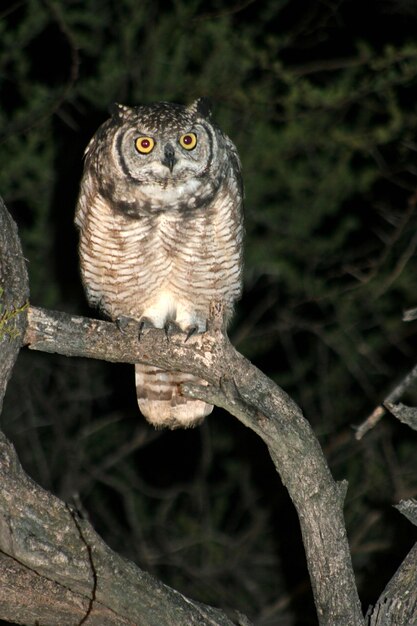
left=403, top=306, right=417, bottom=321
left=355, top=363, right=417, bottom=440
left=355, top=405, right=386, bottom=440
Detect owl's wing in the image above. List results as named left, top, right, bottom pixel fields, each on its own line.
left=74, top=169, right=100, bottom=231
left=225, top=135, right=244, bottom=199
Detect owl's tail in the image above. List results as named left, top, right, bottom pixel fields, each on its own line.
left=135, top=363, right=213, bottom=429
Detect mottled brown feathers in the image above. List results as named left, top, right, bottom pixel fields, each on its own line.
left=75, top=99, right=243, bottom=428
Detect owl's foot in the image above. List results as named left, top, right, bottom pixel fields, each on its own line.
left=164, top=320, right=182, bottom=341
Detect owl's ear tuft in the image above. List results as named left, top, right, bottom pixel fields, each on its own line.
left=188, top=97, right=212, bottom=120
left=109, top=102, right=132, bottom=122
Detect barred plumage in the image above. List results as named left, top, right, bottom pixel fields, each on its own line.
left=75, top=99, right=243, bottom=428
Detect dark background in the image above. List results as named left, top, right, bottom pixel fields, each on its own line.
left=2, top=1, right=417, bottom=624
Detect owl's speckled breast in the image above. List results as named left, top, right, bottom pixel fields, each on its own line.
left=77, top=178, right=242, bottom=332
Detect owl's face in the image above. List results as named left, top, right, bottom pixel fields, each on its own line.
left=115, top=102, right=212, bottom=184
left=88, top=99, right=229, bottom=214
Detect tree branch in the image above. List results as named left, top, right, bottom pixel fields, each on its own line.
left=356, top=362, right=417, bottom=439
left=24, top=304, right=364, bottom=626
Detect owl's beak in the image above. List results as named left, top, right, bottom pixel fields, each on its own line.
left=161, top=143, right=177, bottom=172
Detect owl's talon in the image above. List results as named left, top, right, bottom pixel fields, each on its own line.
left=116, top=315, right=134, bottom=333
left=138, top=317, right=155, bottom=341
left=164, top=320, right=181, bottom=341
left=184, top=325, right=199, bottom=342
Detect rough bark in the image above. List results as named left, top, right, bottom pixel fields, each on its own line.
left=0, top=197, right=29, bottom=413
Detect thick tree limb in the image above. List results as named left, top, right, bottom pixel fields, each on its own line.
left=0, top=197, right=29, bottom=413
left=0, top=428, right=245, bottom=626
left=24, top=305, right=364, bottom=626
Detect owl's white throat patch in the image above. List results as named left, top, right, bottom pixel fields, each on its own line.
left=141, top=177, right=203, bottom=209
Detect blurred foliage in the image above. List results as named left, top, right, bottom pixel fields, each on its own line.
left=2, top=0, right=417, bottom=624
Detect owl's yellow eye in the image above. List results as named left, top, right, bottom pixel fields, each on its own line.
left=135, top=137, right=155, bottom=154
left=179, top=133, right=197, bottom=150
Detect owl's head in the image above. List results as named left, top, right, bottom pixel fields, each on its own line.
left=87, top=98, right=235, bottom=214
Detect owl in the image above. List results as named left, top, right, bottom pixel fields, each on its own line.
left=75, top=98, right=243, bottom=429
